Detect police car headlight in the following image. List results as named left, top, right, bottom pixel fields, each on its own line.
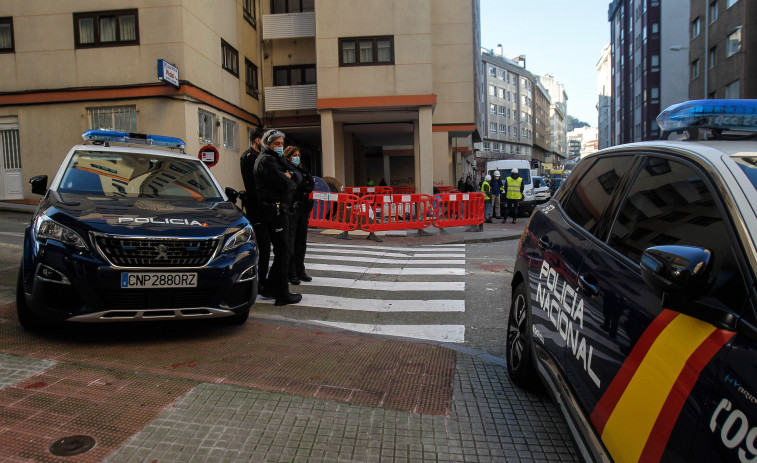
left=35, top=216, right=89, bottom=251
left=222, top=225, right=254, bottom=253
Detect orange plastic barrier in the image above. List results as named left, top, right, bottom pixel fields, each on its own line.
left=435, top=186, right=459, bottom=193
left=308, top=192, right=359, bottom=233
left=432, top=192, right=485, bottom=228
left=343, top=186, right=392, bottom=197
left=358, top=193, right=434, bottom=234
left=391, top=186, right=415, bottom=194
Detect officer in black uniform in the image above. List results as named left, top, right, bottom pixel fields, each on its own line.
left=240, top=127, right=271, bottom=294
left=253, top=129, right=301, bottom=306
left=284, top=146, right=315, bottom=285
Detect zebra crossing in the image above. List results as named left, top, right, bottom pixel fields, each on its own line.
left=255, top=242, right=467, bottom=343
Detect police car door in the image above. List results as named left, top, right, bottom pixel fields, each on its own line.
left=579, top=153, right=750, bottom=461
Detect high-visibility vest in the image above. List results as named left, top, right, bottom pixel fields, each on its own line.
left=481, top=181, right=491, bottom=200
left=506, top=176, right=523, bottom=200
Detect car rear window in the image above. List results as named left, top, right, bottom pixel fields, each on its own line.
left=58, top=151, right=223, bottom=200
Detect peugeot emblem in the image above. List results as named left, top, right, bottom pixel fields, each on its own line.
left=154, top=244, right=168, bottom=260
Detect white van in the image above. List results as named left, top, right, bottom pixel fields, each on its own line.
left=485, top=159, right=541, bottom=215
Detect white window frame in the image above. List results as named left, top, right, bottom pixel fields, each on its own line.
left=87, top=105, right=138, bottom=132
left=198, top=108, right=218, bottom=145
left=222, top=118, right=239, bottom=150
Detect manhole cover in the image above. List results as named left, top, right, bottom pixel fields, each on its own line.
left=49, top=435, right=96, bottom=456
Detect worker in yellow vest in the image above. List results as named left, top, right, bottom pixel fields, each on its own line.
left=481, top=174, right=492, bottom=223
left=502, top=168, right=524, bottom=224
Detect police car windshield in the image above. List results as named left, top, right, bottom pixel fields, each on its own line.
left=734, top=156, right=757, bottom=193
left=58, top=151, right=223, bottom=200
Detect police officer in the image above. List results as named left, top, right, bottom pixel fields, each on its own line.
left=240, top=127, right=271, bottom=294
left=284, top=146, right=314, bottom=285
left=481, top=174, right=492, bottom=223
left=502, top=168, right=524, bottom=224
left=254, top=129, right=301, bottom=306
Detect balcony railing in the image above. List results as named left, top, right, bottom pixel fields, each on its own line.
left=262, top=12, right=315, bottom=39
left=264, top=84, right=317, bottom=112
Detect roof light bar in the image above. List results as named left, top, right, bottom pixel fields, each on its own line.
left=82, top=130, right=185, bottom=150
left=657, top=99, right=757, bottom=133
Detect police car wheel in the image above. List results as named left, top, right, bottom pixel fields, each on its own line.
left=506, top=282, right=538, bottom=388
left=16, top=267, right=49, bottom=332
left=225, top=307, right=250, bottom=325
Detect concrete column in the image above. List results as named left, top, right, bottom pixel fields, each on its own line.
left=334, top=121, right=345, bottom=182
left=416, top=105, right=433, bottom=195
left=383, top=154, right=391, bottom=186
left=432, top=131, right=451, bottom=186
left=320, top=109, right=336, bottom=178
left=343, top=131, right=354, bottom=185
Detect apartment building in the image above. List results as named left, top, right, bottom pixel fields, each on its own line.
left=0, top=1, right=264, bottom=201
left=536, top=74, right=568, bottom=169
left=0, top=0, right=481, bottom=201
left=264, top=0, right=481, bottom=192
left=479, top=47, right=535, bottom=164
left=596, top=44, right=612, bottom=149
left=532, top=81, right=551, bottom=174
left=608, top=0, right=688, bottom=145
left=688, top=0, right=756, bottom=99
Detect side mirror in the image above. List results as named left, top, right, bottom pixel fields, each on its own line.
left=640, top=245, right=713, bottom=301
left=29, top=175, right=48, bottom=195
left=224, top=187, right=239, bottom=204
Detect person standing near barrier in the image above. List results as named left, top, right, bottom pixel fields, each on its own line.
left=254, top=130, right=301, bottom=306
left=481, top=174, right=492, bottom=223
left=490, top=170, right=504, bottom=219
left=284, top=146, right=314, bottom=285
left=461, top=175, right=475, bottom=193
left=502, top=168, right=524, bottom=224
left=240, top=127, right=271, bottom=294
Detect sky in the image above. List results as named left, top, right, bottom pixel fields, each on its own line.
left=480, top=0, right=611, bottom=126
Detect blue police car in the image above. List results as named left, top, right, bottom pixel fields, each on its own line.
left=507, top=100, right=757, bottom=462
left=17, top=130, right=258, bottom=329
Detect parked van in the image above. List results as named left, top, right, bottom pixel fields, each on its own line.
left=485, top=159, right=539, bottom=215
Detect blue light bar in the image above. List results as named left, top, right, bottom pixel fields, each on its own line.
left=657, top=99, right=757, bottom=133
left=82, top=130, right=185, bottom=150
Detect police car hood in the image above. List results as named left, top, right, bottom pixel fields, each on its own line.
left=43, top=192, right=247, bottom=237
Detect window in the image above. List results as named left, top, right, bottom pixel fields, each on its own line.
left=273, top=65, right=316, bottom=86
left=726, top=0, right=738, bottom=7
left=725, top=80, right=740, bottom=99
left=499, top=88, right=506, bottom=98
left=198, top=109, right=218, bottom=145
left=243, top=0, right=256, bottom=27
left=562, top=156, right=635, bottom=236
left=500, top=70, right=507, bottom=80
left=607, top=156, right=747, bottom=308
left=489, top=66, right=497, bottom=77
left=691, top=59, right=700, bottom=79
left=726, top=28, right=742, bottom=57
left=223, top=118, right=239, bottom=150
left=73, top=9, right=138, bottom=48
left=222, top=40, right=239, bottom=76
left=245, top=59, right=259, bottom=98
left=500, top=124, right=506, bottom=134
left=488, top=85, right=495, bottom=96
left=88, top=105, right=138, bottom=132
left=691, top=17, right=700, bottom=39
left=651, top=54, right=660, bottom=72
left=489, top=104, right=497, bottom=115
left=710, top=1, right=718, bottom=22
left=339, top=36, right=393, bottom=66
left=0, top=17, right=13, bottom=53
left=271, top=0, right=314, bottom=14
left=490, top=122, right=497, bottom=133
left=499, top=106, right=506, bottom=117
left=709, top=47, right=717, bottom=68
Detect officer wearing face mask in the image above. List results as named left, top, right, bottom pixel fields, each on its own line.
left=254, top=129, right=301, bottom=306
left=284, top=146, right=314, bottom=286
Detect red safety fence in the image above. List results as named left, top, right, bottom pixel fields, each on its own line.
left=358, top=193, right=435, bottom=233
left=343, top=186, right=393, bottom=197
left=431, top=192, right=485, bottom=228
left=435, top=186, right=459, bottom=193
left=391, top=186, right=415, bottom=194
left=308, top=191, right=359, bottom=232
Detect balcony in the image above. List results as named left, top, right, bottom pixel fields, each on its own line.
left=264, top=84, right=317, bottom=112
left=262, top=12, right=315, bottom=39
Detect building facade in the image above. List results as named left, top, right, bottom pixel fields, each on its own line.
left=688, top=0, right=756, bottom=99
left=596, top=44, right=612, bottom=149
left=608, top=0, right=689, bottom=145
left=0, top=0, right=480, bottom=202
left=536, top=74, right=568, bottom=170
left=532, top=81, right=551, bottom=174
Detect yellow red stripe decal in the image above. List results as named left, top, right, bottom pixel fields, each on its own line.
left=591, top=309, right=734, bottom=463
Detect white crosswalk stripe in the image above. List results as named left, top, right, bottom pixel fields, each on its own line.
left=256, top=242, right=467, bottom=343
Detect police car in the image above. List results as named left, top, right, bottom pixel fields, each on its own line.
left=506, top=100, right=757, bottom=462
left=17, top=130, right=258, bottom=329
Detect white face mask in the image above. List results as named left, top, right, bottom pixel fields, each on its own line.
left=291, top=156, right=301, bottom=167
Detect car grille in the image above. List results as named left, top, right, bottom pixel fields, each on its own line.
left=95, top=236, right=219, bottom=267
left=225, top=281, right=253, bottom=307
left=99, top=288, right=217, bottom=310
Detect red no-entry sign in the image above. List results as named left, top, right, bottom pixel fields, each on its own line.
left=199, top=145, right=219, bottom=168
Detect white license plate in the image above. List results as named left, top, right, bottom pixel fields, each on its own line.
left=121, top=272, right=197, bottom=288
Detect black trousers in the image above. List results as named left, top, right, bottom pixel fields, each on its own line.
left=288, top=203, right=310, bottom=278
left=252, top=221, right=271, bottom=288
left=261, top=212, right=291, bottom=298
left=502, top=199, right=521, bottom=219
